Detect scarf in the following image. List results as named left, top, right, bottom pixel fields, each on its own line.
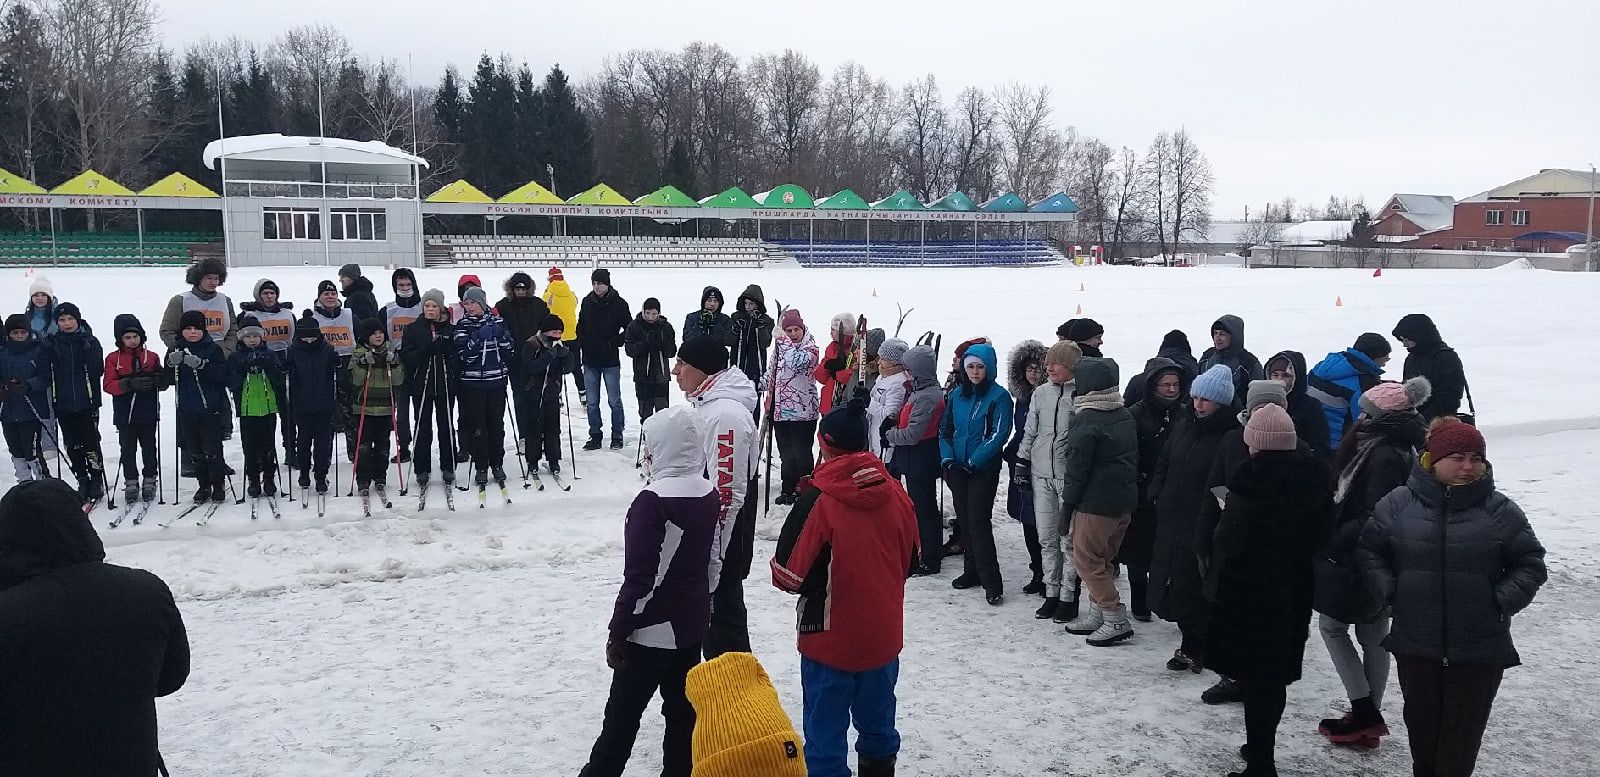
left=1334, top=425, right=1387, bottom=504
left=1073, top=387, right=1123, bottom=413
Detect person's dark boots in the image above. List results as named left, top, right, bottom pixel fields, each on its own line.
left=262, top=468, right=278, bottom=497
left=1202, top=676, right=1245, bottom=705
left=247, top=474, right=261, bottom=498
left=1320, top=696, right=1389, bottom=744
left=1052, top=596, right=1080, bottom=624
left=1034, top=596, right=1060, bottom=619
left=583, top=436, right=602, bottom=451
left=859, top=755, right=896, bottom=777
left=192, top=481, right=212, bottom=504
left=610, top=437, right=624, bottom=450
left=775, top=492, right=796, bottom=506
left=950, top=574, right=979, bottom=590
left=1022, top=574, right=1045, bottom=596
left=210, top=478, right=227, bottom=502
left=942, top=537, right=964, bottom=557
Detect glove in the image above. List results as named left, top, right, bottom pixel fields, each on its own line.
left=1012, top=461, right=1032, bottom=486
left=385, top=349, right=400, bottom=366
left=822, top=355, right=848, bottom=372
left=941, top=460, right=967, bottom=479
left=753, top=313, right=773, bottom=330
left=181, top=352, right=205, bottom=369
left=700, top=311, right=716, bottom=329
left=478, top=322, right=502, bottom=341
left=128, top=375, right=156, bottom=393
left=878, top=417, right=895, bottom=450
left=164, top=349, right=184, bottom=367
left=4, top=378, right=23, bottom=397
left=356, top=350, right=377, bottom=366
left=605, top=638, right=628, bottom=670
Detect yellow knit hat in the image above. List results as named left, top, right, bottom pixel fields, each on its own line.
left=685, top=652, right=807, bottom=777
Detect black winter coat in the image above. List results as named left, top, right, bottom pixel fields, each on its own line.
left=1358, top=467, right=1546, bottom=667
left=494, top=294, right=551, bottom=351
left=0, top=336, right=51, bottom=424
left=0, top=480, right=189, bottom=776
left=1393, top=314, right=1467, bottom=421
left=399, top=317, right=456, bottom=399
left=1266, top=350, right=1332, bottom=459
left=1200, top=431, right=1313, bottom=565
left=1124, top=340, right=1197, bottom=407
left=725, top=285, right=774, bottom=384
left=46, top=329, right=104, bottom=413
left=1120, top=361, right=1185, bottom=568
left=1313, top=412, right=1424, bottom=624
left=168, top=337, right=228, bottom=414
left=1203, top=451, right=1333, bottom=686
left=342, top=276, right=381, bottom=324
left=1147, top=406, right=1239, bottom=624
left=576, top=289, right=631, bottom=368
left=516, top=338, right=573, bottom=412
left=624, top=314, right=678, bottom=385
left=285, top=337, right=340, bottom=415
left=683, top=286, right=733, bottom=343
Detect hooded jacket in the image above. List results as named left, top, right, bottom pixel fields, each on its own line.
left=1265, top=350, right=1332, bottom=459
left=1121, top=359, right=1187, bottom=569
left=1147, top=404, right=1240, bottom=624
left=494, top=279, right=552, bottom=350
left=285, top=327, right=340, bottom=416
left=1392, top=314, right=1466, bottom=421
left=1358, top=467, right=1546, bottom=667
left=168, top=336, right=228, bottom=414
left=516, top=336, right=573, bottom=409
left=683, top=286, right=733, bottom=343
left=103, top=318, right=166, bottom=428
left=885, top=345, right=944, bottom=461
left=542, top=277, right=579, bottom=343
left=1308, top=347, right=1386, bottom=450
left=772, top=325, right=820, bottom=422
left=939, top=343, right=1014, bottom=473
left=1060, top=357, right=1140, bottom=516
left=0, top=334, right=51, bottom=425
left=814, top=312, right=860, bottom=415
left=624, top=312, right=678, bottom=385
left=612, top=406, right=719, bottom=650
left=1003, top=339, right=1047, bottom=466
left=226, top=341, right=286, bottom=418
left=576, top=286, right=631, bottom=368
left=1198, top=315, right=1262, bottom=406
left=688, top=367, right=760, bottom=588
left=1124, top=330, right=1198, bottom=406
left=339, top=270, right=381, bottom=324
left=771, top=449, right=918, bottom=672
left=0, top=480, right=189, bottom=777
left=399, top=315, right=455, bottom=399
left=45, top=326, right=104, bottom=413
left=452, top=312, right=515, bottom=386
left=725, top=284, right=773, bottom=384
left=867, top=360, right=913, bottom=463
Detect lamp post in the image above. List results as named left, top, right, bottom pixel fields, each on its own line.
left=1585, top=163, right=1595, bottom=272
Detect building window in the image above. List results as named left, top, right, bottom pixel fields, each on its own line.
left=263, top=208, right=321, bottom=241
left=1512, top=209, right=1530, bottom=226
left=1485, top=210, right=1505, bottom=226
left=330, top=208, right=387, bottom=241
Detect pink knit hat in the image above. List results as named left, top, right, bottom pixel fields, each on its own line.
left=1359, top=377, right=1432, bottom=418
left=780, top=308, right=804, bottom=330
left=1243, top=403, right=1298, bottom=452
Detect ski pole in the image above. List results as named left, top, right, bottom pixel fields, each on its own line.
left=384, top=360, right=406, bottom=495
left=505, top=386, right=529, bottom=480
left=348, top=368, right=373, bottom=496
left=562, top=378, right=579, bottom=479
left=22, top=396, right=63, bottom=479
left=440, top=356, right=460, bottom=484
left=155, top=418, right=166, bottom=504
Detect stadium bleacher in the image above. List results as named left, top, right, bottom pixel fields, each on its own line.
left=769, top=239, right=1065, bottom=267
left=425, top=235, right=767, bottom=268
left=0, top=231, right=221, bottom=266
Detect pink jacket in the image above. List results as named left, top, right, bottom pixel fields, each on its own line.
left=772, top=330, right=820, bottom=422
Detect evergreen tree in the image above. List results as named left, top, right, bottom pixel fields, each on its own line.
left=464, top=54, right=519, bottom=196
left=512, top=64, right=544, bottom=187
left=540, top=65, right=596, bottom=196
left=664, top=137, right=695, bottom=198
left=1349, top=208, right=1376, bottom=247
left=434, top=66, right=465, bottom=146
left=229, top=53, right=281, bottom=136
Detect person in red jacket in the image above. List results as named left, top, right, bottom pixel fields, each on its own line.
left=102, top=314, right=168, bottom=505
left=812, top=312, right=859, bottom=415
left=771, top=394, right=918, bottom=777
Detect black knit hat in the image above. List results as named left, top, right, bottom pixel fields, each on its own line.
left=678, top=335, right=728, bottom=374
left=114, top=313, right=145, bottom=339
left=643, top=297, right=661, bottom=312
left=818, top=395, right=870, bottom=454
left=54, top=302, right=82, bottom=325
left=540, top=313, right=565, bottom=334
left=4, top=313, right=29, bottom=334
left=317, top=280, right=338, bottom=297
left=338, top=263, right=362, bottom=281
left=1352, top=332, right=1392, bottom=361
left=178, top=310, right=208, bottom=332
left=591, top=268, right=611, bottom=285
left=356, top=318, right=384, bottom=344
left=1064, top=318, right=1104, bottom=342
left=294, top=313, right=322, bottom=340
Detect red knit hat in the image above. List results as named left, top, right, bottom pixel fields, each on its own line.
left=1425, top=418, right=1485, bottom=465
left=548, top=266, right=564, bottom=282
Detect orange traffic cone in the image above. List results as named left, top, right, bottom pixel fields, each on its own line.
left=1335, top=296, right=1343, bottom=308
left=1075, top=303, right=1083, bottom=315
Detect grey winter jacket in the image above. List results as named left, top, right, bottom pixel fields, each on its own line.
left=884, top=346, right=942, bottom=448
left=1019, top=379, right=1074, bottom=480
left=1358, top=467, right=1546, bottom=667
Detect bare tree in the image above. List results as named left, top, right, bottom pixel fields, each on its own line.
left=0, top=3, right=55, bottom=229
left=1106, top=146, right=1144, bottom=259
left=993, top=82, right=1062, bottom=201
left=816, top=61, right=894, bottom=194
left=748, top=49, right=819, bottom=183
left=949, top=86, right=996, bottom=199
left=893, top=74, right=951, bottom=202
left=1165, top=128, right=1213, bottom=253
left=680, top=41, right=753, bottom=191
left=267, top=24, right=352, bottom=132
left=1071, top=138, right=1115, bottom=246
left=1397, top=247, right=1424, bottom=269
left=1237, top=219, right=1285, bottom=255
left=349, top=58, right=412, bottom=146
left=1141, top=132, right=1171, bottom=262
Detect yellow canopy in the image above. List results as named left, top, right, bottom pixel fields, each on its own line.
left=566, top=183, right=632, bottom=207
left=0, top=166, right=46, bottom=194
left=51, top=169, right=136, bottom=197
left=498, top=180, right=563, bottom=204
left=139, top=172, right=218, bottom=198
left=427, top=179, right=495, bottom=203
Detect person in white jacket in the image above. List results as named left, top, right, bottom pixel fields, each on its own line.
left=866, top=338, right=911, bottom=464
left=672, top=335, right=759, bottom=660
left=1019, top=340, right=1082, bottom=623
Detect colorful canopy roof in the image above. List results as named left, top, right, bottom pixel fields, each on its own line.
left=816, top=189, right=868, bottom=210
left=634, top=185, right=699, bottom=208
left=427, top=179, right=494, bottom=203
left=0, top=166, right=46, bottom=195
left=981, top=192, right=1029, bottom=213
left=699, top=187, right=761, bottom=209
left=567, top=183, right=631, bottom=207
left=51, top=169, right=135, bottom=197
left=498, top=179, right=562, bottom=204
left=927, top=191, right=977, bottom=211
left=871, top=189, right=925, bottom=211
left=138, top=172, right=218, bottom=198
left=755, top=184, right=814, bottom=209
left=1030, top=192, right=1080, bottom=213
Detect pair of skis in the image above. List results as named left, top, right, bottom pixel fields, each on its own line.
left=415, top=479, right=457, bottom=512
left=300, top=486, right=329, bottom=517
left=359, top=485, right=392, bottom=518
left=159, top=499, right=224, bottom=528
left=249, top=494, right=283, bottom=520
left=527, top=466, right=571, bottom=492
left=108, top=499, right=155, bottom=529
left=456, top=477, right=514, bottom=508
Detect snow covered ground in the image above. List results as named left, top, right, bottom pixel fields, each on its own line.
left=6, top=262, right=1600, bottom=775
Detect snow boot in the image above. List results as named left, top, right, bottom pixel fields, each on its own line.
left=192, top=481, right=212, bottom=504
left=1022, top=574, right=1045, bottom=596
left=209, top=478, right=227, bottom=502
left=942, top=537, right=964, bottom=557
left=491, top=465, right=507, bottom=486
left=299, top=470, right=312, bottom=489
left=262, top=468, right=278, bottom=497
left=950, top=574, right=980, bottom=590
left=247, top=474, right=261, bottom=499
left=986, top=593, right=1004, bottom=606
left=475, top=467, right=489, bottom=487
left=775, top=492, right=797, bottom=506
left=859, top=755, right=896, bottom=777
left=610, top=437, right=624, bottom=450
left=315, top=474, right=329, bottom=495
left=1052, top=596, right=1080, bottom=624
left=1203, top=677, right=1245, bottom=705
left=1167, top=649, right=1203, bottom=673
left=1086, top=606, right=1134, bottom=646
left=583, top=436, right=602, bottom=451
left=124, top=477, right=141, bottom=505
left=1064, top=604, right=1104, bottom=636
left=1035, top=596, right=1060, bottom=619
left=1320, top=696, right=1389, bottom=745
left=141, top=475, right=158, bottom=502
left=12, top=456, right=38, bottom=482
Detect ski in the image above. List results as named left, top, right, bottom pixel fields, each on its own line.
left=417, top=481, right=429, bottom=511
left=250, top=497, right=260, bottom=521
left=82, top=498, right=101, bottom=516
left=361, top=490, right=372, bottom=518
left=195, top=501, right=223, bottom=527
left=266, top=495, right=281, bottom=519
left=500, top=485, right=512, bottom=505
left=443, top=483, right=455, bottom=511
left=130, top=500, right=154, bottom=526
left=477, top=484, right=487, bottom=508
left=375, top=485, right=392, bottom=509
left=549, top=470, right=571, bottom=492
left=301, top=486, right=310, bottom=509
left=316, top=491, right=326, bottom=517
left=160, top=502, right=207, bottom=528
left=528, top=472, right=545, bottom=491
left=109, top=501, right=140, bottom=529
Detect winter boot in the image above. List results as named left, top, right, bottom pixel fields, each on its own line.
left=299, top=470, right=312, bottom=489
left=986, top=593, right=1004, bottom=606
left=210, top=478, right=227, bottom=502
left=141, top=475, right=158, bottom=502
left=12, top=456, right=38, bottom=482
left=942, top=537, right=964, bottom=557
left=1035, top=596, right=1060, bottom=619
left=610, top=437, right=624, bottom=450
left=1227, top=762, right=1279, bottom=777
left=775, top=492, right=797, bottom=506
left=950, top=574, right=980, bottom=590
left=247, top=474, right=261, bottom=499
left=475, top=467, right=489, bottom=487
left=1022, top=574, right=1045, bottom=596
left=1086, top=606, right=1134, bottom=646
left=315, top=474, right=329, bottom=494
left=583, top=436, right=602, bottom=451
left=1052, top=596, right=1081, bottom=624
left=192, top=481, right=212, bottom=504
left=491, top=465, right=507, bottom=486
left=1203, top=677, right=1245, bottom=705
left=262, top=468, right=278, bottom=497
left=1167, top=650, right=1203, bottom=673
left=124, top=477, right=141, bottom=505
left=1320, top=696, right=1389, bottom=744
left=859, top=755, right=896, bottom=777
left=1064, top=604, right=1104, bottom=636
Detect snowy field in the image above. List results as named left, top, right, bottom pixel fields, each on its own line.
left=6, top=262, right=1600, bottom=776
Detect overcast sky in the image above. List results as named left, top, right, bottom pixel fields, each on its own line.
left=157, top=0, right=1597, bottom=217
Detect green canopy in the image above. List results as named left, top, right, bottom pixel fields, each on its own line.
left=698, top=187, right=761, bottom=209
left=981, top=192, right=1029, bottom=213
left=1030, top=192, right=1080, bottom=213
left=871, top=189, right=925, bottom=211
left=634, top=185, right=699, bottom=208
left=927, top=191, right=977, bottom=211
left=755, top=184, right=814, bottom=209
left=815, top=189, right=868, bottom=210
left=567, top=183, right=632, bottom=207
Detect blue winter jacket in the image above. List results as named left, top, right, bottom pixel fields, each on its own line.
left=45, top=330, right=103, bottom=413
left=1308, top=349, right=1384, bottom=450
left=170, top=337, right=228, bottom=414
left=452, top=312, right=514, bottom=386
left=939, top=343, right=1014, bottom=473
left=0, top=337, right=52, bottom=424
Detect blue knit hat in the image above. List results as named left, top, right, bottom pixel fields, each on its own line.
left=1190, top=364, right=1236, bottom=406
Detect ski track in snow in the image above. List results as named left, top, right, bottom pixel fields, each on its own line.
left=6, top=264, right=1600, bottom=775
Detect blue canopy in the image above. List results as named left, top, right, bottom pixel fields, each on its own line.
left=1514, top=230, right=1587, bottom=241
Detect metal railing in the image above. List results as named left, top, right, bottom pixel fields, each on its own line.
left=223, top=180, right=418, bottom=200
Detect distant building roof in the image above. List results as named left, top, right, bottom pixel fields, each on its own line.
left=1483, top=168, right=1597, bottom=199
left=1381, top=193, right=1455, bottom=232
left=203, top=134, right=428, bottom=170
left=1278, top=219, right=1352, bottom=244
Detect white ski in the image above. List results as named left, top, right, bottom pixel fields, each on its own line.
left=528, top=472, right=545, bottom=491
left=549, top=470, right=571, bottom=492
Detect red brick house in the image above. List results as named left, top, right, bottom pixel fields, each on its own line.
left=1392, top=169, right=1598, bottom=252
left=1373, top=194, right=1455, bottom=240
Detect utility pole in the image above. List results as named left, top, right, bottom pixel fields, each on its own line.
left=1585, top=163, right=1595, bottom=272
